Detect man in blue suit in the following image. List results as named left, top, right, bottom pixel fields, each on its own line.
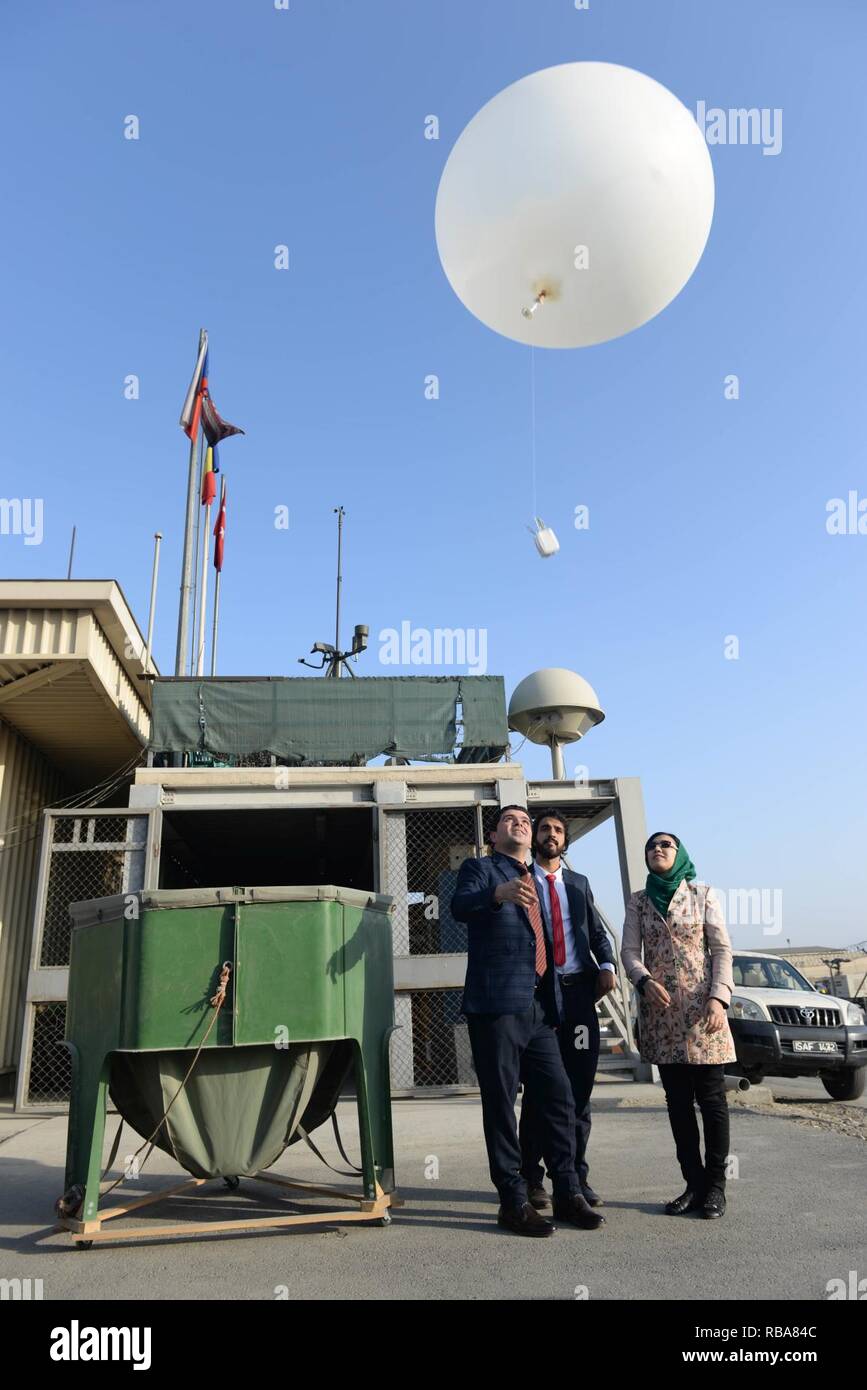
left=451, top=805, right=605, bottom=1236
left=518, top=809, right=617, bottom=1211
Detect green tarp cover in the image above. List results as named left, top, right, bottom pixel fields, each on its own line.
left=148, top=675, right=508, bottom=763
left=110, top=1042, right=334, bottom=1179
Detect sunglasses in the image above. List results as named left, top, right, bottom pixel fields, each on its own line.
left=648, top=840, right=677, bottom=851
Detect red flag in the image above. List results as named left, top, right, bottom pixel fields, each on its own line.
left=213, top=484, right=227, bottom=571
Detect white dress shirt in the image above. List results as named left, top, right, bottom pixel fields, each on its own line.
left=532, top=861, right=616, bottom=977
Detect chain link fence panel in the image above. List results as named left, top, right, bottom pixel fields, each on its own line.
left=39, top=815, right=148, bottom=967
left=389, top=989, right=476, bottom=1090
left=383, top=805, right=488, bottom=956
left=27, top=1002, right=71, bottom=1103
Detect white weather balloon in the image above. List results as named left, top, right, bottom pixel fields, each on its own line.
left=435, top=62, right=714, bottom=349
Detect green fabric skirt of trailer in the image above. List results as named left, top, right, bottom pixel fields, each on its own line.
left=147, top=674, right=509, bottom=763
left=109, top=1042, right=339, bottom=1179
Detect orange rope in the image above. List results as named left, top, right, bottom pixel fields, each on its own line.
left=96, top=961, right=233, bottom=1203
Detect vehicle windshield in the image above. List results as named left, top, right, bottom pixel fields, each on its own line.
left=732, top=956, right=813, bottom=992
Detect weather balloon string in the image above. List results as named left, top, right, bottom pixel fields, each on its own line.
left=530, top=345, right=537, bottom=520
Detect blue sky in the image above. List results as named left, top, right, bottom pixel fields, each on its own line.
left=2, top=0, right=865, bottom=946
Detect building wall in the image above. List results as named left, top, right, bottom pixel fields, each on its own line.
left=0, top=718, right=67, bottom=1074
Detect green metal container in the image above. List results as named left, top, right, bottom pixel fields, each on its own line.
left=63, top=886, right=396, bottom=1226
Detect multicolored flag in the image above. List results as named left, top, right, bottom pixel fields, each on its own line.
left=201, top=446, right=218, bottom=506
left=201, top=391, right=244, bottom=448
left=179, top=334, right=209, bottom=439
left=213, top=483, right=227, bottom=572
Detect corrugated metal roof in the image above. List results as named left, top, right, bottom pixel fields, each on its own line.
left=0, top=584, right=155, bottom=781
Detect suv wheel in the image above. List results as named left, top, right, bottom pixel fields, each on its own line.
left=820, top=1070, right=866, bottom=1102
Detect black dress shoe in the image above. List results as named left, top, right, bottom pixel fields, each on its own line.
left=664, top=1187, right=705, bottom=1215
left=580, top=1183, right=603, bottom=1208
left=703, top=1187, right=726, bottom=1219
left=527, top=1185, right=551, bottom=1211
left=498, top=1201, right=556, bottom=1237
left=552, top=1193, right=606, bottom=1230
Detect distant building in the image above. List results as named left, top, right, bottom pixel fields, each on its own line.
left=746, top=945, right=867, bottom=998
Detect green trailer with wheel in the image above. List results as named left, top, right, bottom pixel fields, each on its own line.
left=57, top=884, right=398, bottom=1246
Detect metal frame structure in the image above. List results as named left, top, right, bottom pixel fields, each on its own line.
left=16, top=764, right=649, bottom=1108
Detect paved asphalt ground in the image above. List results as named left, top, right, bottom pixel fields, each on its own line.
left=2, top=1077, right=864, bottom=1302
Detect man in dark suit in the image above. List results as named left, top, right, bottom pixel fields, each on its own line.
left=451, top=805, right=605, bottom=1236
left=519, top=809, right=617, bottom=1210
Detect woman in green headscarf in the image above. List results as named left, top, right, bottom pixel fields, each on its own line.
left=621, top=832, right=737, bottom=1220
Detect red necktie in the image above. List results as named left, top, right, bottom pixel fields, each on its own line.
left=518, top=864, right=547, bottom=978
left=546, top=874, right=567, bottom=967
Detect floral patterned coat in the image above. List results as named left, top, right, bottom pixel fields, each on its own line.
left=621, top=881, right=737, bottom=1066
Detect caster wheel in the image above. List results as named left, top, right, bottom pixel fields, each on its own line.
left=376, top=1212, right=392, bottom=1227
left=224, top=1176, right=240, bottom=1191
left=75, top=1240, right=93, bottom=1251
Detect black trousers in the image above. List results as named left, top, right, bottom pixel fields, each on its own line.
left=657, top=1062, right=730, bottom=1193
left=466, top=998, right=580, bottom=1208
left=519, top=973, right=600, bottom=1188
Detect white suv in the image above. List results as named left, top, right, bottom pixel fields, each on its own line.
left=728, top=951, right=867, bottom=1100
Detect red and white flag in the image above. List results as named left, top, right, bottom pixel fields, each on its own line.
left=213, top=482, right=227, bottom=572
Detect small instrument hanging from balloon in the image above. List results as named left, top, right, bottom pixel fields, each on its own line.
left=528, top=517, right=560, bottom=559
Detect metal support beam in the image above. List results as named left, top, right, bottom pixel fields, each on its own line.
left=613, top=777, right=648, bottom=905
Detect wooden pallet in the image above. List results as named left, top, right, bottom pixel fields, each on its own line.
left=55, top=1172, right=403, bottom=1247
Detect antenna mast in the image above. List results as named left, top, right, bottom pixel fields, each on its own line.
left=334, top=505, right=344, bottom=673
left=298, top=507, right=369, bottom=678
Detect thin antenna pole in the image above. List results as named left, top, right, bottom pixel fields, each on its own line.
left=66, top=525, right=76, bottom=580
left=334, top=506, right=345, bottom=678
left=144, top=531, right=162, bottom=675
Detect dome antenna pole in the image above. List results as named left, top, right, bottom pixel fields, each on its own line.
left=549, top=736, right=565, bottom=781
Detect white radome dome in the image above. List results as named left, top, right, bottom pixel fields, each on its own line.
left=508, top=668, right=605, bottom=745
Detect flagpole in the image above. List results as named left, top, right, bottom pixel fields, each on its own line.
left=210, top=569, right=221, bottom=677
left=175, top=327, right=207, bottom=675
left=189, top=428, right=205, bottom=676
left=210, top=478, right=225, bottom=676
left=196, top=498, right=212, bottom=677
left=144, top=531, right=163, bottom=675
